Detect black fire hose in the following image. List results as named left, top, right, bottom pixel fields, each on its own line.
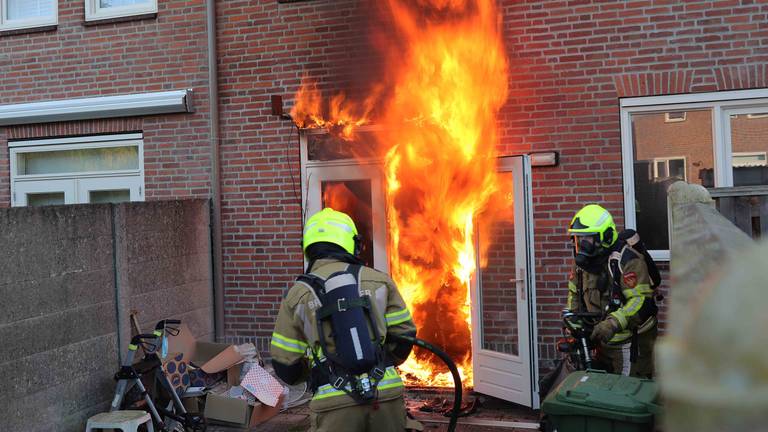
left=388, top=334, right=461, bottom=432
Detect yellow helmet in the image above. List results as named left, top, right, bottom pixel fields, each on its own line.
left=303, top=208, right=359, bottom=255
left=568, top=204, right=617, bottom=248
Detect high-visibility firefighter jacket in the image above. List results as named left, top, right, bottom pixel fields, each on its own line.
left=566, top=246, right=657, bottom=344
left=270, top=259, right=417, bottom=412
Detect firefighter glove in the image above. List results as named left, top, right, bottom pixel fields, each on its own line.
left=591, top=317, right=619, bottom=342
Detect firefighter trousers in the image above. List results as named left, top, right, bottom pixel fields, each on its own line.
left=598, top=323, right=657, bottom=379
left=310, top=396, right=407, bottom=432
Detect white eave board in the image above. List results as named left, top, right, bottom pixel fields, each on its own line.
left=0, top=90, right=194, bottom=126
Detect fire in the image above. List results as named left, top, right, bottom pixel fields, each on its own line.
left=291, top=0, right=509, bottom=388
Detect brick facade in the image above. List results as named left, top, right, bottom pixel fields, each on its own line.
left=2, top=0, right=768, bottom=372
left=0, top=0, right=212, bottom=203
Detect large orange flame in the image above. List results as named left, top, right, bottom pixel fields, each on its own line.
left=291, top=0, right=509, bottom=388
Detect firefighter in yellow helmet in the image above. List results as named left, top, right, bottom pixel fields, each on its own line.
left=270, top=208, right=417, bottom=432
left=566, top=204, right=658, bottom=378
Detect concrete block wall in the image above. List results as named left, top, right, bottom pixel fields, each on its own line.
left=0, top=199, right=213, bottom=432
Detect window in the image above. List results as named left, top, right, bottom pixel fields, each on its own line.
left=621, top=89, right=768, bottom=259
left=301, top=128, right=389, bottom=271
left=732, top=152, right=767, bottom=168
left=652, top=157, right=686, bottom=180
left=10, top=134, right=145, bottom=207
left=0, top=0, right=57, bottom=31
left=85, top=0, right=157, bottom=21
left=664, top=111, right=687, bottom=123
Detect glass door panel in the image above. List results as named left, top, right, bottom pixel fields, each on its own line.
left=13, top=179, right=75, bottom=207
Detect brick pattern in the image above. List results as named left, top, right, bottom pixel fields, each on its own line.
left=216, top=0, right=768, bottom=366
left=215, top=0, right=380, bottom=343
left=495, top=0, right=768, bottom=367
left=3, top=0, right=768, bottom=372
left=0, top=0, right=213, bottom=207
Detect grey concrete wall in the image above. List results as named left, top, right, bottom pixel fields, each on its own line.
left=0, top=199, right=213, bottom=432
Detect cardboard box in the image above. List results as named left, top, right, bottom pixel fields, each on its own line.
left=166, top=324, right=246, bottom=377
left=204, top=393, right=284, bottom=428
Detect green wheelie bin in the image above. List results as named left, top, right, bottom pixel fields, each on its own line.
left=541, top=370, right=660, bottom=432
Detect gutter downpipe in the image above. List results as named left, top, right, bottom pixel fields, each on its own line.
left=206, top=0, right=225, bottom=341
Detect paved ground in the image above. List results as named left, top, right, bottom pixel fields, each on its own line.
left=208, top=388, right=541, bottom=432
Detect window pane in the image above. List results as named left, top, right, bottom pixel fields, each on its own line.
left=321, top=180, right=374, bottom=267
left=307, top=131, right=378, bottom=161
left=478, top=172, right=518, bottom=355
left=18, top=146, right=139, bottom=175
left=90, top=190, right=130, bottom=204
left=27, top=192, right=64, bottom=207
left=730, top=111, right=768, bottom=186
left=668, top=159, right=686, bottom=180
left=632, top=109, right=714, bottom=250
left=6, top=0, right=54, bottom=20
left=100, top=0, right=149, bottom=7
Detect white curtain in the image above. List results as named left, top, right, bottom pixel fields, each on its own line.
left=6, top=0, right=54, bottom=21
left=100, top=0, right=149, bottom=7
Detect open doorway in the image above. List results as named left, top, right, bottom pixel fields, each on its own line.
left=299, top=130, right=539, bottom=408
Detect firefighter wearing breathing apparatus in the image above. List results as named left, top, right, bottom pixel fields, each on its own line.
left=270, top=208, right=417, bottom=432
left=566, top=204, right=659, bottom=378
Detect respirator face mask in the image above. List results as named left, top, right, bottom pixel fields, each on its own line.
left=573, top=234, right=603, bottom=269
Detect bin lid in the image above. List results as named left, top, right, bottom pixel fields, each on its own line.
left=542, top=370, right=659, bottom=422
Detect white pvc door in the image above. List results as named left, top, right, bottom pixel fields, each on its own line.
left=471, top=155, right=539, bottom=408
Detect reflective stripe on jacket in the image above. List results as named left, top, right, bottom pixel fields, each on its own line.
left=270, top=259, right=416, bottom=412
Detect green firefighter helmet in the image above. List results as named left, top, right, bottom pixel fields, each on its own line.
left=302, top=208, right=359, bottom=255
left=568, top=204, right=618, bottom=248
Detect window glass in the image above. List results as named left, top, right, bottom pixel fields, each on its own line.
left=321, top=180, right=374, bottom=267
left=6, top=0, right=54, bottom=20
left=478, top=172, right=518, bottom=355
left=668, top=159, right=686, bottom=179
left=99, top=0, right=149, bottom=7
left=27, top=192, right=64, bottom=207
left=18, top=146, right=139, bottom=175
left=631, top=109, right=714, bottom=250
left=730, top=111, right=768, bottom=186
left=307, top=131, right=378, bottom=161
left=90, top=190, right=131, bottom=203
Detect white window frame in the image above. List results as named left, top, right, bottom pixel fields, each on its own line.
left=300, top=127, right=389, bottom=271
left=0, top=0, right=57, bottom=31
left=10, top=133, right=145, bottom=207
left=85, top=0, right=157, bottom=22
left=621, top=88, right=768, bottom=260
left=732, top=151, right=768, bottom=167
left=664, top=112, right=687, bottom=123
left=651, top=156, right=687, bottom=181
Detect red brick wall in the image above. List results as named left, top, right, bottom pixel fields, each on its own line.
left=215, top=0, right=380, bottom=348
left=5, top=0, right=768, bottom=371
left=0, top=0, right=212, bottom=205
left=499, top=0, right=768, bottom=365
left=215, top=0, right=768, bottom=365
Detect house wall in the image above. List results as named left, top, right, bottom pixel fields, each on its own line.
left=214, top=0, right=768, bottom=369
left=0, top=0, right=212, bottom=204
left=0, top=199, right=212, bottom=432
left=2, top=0, right=767, bottom=374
